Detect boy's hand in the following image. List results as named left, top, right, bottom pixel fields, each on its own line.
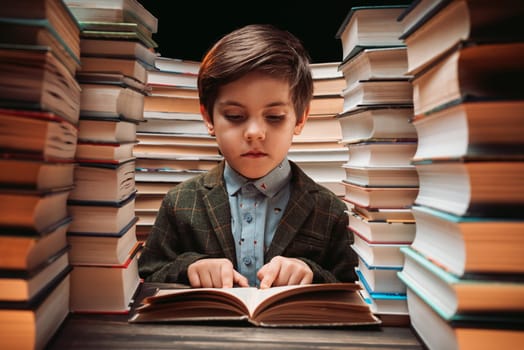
left=188, top=258, right=249, bottom=288
left=257, top=256, right=313, bottom=289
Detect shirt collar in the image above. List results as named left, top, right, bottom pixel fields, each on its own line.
left=224, top=159, right=291, bottom=198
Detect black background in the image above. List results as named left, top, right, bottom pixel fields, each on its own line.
left=137, top=1, right=411, bottom=63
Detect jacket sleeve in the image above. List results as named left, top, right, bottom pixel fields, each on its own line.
left=137, top=193, right=208, bottom=283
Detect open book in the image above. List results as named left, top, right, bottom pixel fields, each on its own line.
left=129, top=283, right=381, bottom=327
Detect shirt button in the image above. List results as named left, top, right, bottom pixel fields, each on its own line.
left=243, top=257, right=252, bottom=266
left=244, top=213, right=253, bottom=223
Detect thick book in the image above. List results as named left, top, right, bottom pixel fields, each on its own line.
left=78, top=118, right=137, bottom=143
left=75, top=141, right=136, bottom=164
left=414, top=160, right=524, bottom=217
left=154, top=56, right=200, bottom=75
left=412, top=100, right=524, bottom=160
left=67, top=217, right=139, bottom=266
left=348, top=210, right=416, bottom=244
left=0, top=246, right=69, bottom=302
left=351, top=232, right=408, bottom=269
left=357, top=270, right=408, bottom=323
left=0, top=187, right=71, bottom=234
left=69, top=242, right=141, bottom=314
left=399, top=246, right=524, bottom=320
left=342, top=164, right=419, bottom=188
left=138, top=112, right=208, bottom=135
left=356, top=255, right=406, bottom=294
left=292, top=115, right=342, bottom=142
left=80, top=37, right=156, bottom=68
left=0, top=109, right=78, bottom=161
left=67, top=192, right=136, bottom=235
left=64, top=0, right=158, bottom=34
left=146, top=69, right=198, bottom=89
left=80, top=56, right=148, bottom=84
left=406, top=287, right=524, bottom=350
left=411, top=42, right=524, bottom=116
left=402, top=0, right=524, bottom=75
left=129, top=283, right=381, bottom=327
left=144, top=94, right=200, bottom=114
left=0, top=158, right=74, bottom=191
left=335, top=5, right=408, bottom=62
left=80, top=82, right=145, bottom=122
left=0, top=216, right=70, bottom=271
left=0, top=46, right=81, bottom=125
left=341, top=80, right=413, bottom=114
left=410, top=204, right=524, bottom=276
left=0, top=18, right=80, bottom=75
left=337, top=106, right=416, bottom=144
left=0, top=266, right=71, bottom=350
left=342, top=181, right=419, bottom=210
left=135, top=155, right=218, bottom=172
left=345, top=141, right=417, bottom=167
left=338, top=47, right=410, bottom=88
left=77, top=20, right=157, bottom=49
left=68, top=159, right=136, bottom=202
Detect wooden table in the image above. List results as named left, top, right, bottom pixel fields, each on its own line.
left=47, top=282, right=425, bottom=349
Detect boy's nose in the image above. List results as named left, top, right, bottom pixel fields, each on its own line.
left=244, top=120, right=266, bottom=140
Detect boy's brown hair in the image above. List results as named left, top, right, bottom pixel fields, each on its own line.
left=198, top=24, right=314, bottom=123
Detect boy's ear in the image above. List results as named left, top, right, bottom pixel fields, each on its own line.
left=200, top=104, right=215, bottom=136
left=293, top=105, right=310, bottom=135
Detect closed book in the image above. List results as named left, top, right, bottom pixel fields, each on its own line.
left=69, top=159, right=136, bottom=202
left=78, top=118, right=138, bottom=143
left=414, top=160, right=524, bottom=217
left=0, top=216, right=70, bottom=271
left=345, top=141, right=417, bottom=167
left=412, top=100, right=524, bottom=161
left=75, top=141, right=136, bottom=164
left=351, top=232, right=407, bottom=268
left=67, top=192, right=136, bottom=235
left=410, top=205, right=524, bottom=276
left=0, top=158, right=74, bottom=191
left=356, top=255, right=405, bottom=294
left=0, top=266, right=71, bottom=350
left=342, top=164, right=419, bottom=187
left=67, top=218, right=139, bottom=265
left=401, top=0, right=524, bottom=75
left=335, top=5, right=407, bottom=62
left=399, top=246, right=524, bottom=320
left=154, top=56, right=200, bottom=74
left=0, top=46, right=81, bottom=125
left=0, top=187, right=72, bottom=233
left=80, top=38, right=156, bottom=68
left=406, top=287, right=524, bottom=350
left=0, top=246, right=69, bottom=302
left=80, top=56, right=148, bottom=84
left=0, top=108, right=78, bottom=161
left=69, top=242, right=141, bottom=314
left=342, top=80, right=413, bottom=114
left=342, top=181, right=419, bottom=209
left=80, top=83, right=145, bottom=122
left=411, top=42, right=524, bottom=116
left=337, top=106, right=416, bottom=144
left=348, top=211, right=416, bottom=244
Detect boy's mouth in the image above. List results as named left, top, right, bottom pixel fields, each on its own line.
left=242, top=151, right=267, bottom=157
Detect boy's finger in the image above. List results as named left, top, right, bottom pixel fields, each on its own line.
left=221, top=265, right=234, bottom=288
left=233, top=270, right=249, bottom=287
left=258, top=264, right=279, bottom=289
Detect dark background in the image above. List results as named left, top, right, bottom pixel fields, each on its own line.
left=137, top=1, right=411, bottom=63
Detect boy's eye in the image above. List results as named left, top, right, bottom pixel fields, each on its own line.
left=265, top=115, right=285, bottom=123
left=224, top=114, right=246, bottom=122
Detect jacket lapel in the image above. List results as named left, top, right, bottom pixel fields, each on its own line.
left=201, top=162, right=237, bottom=265
left=265, top=162, right=317, bottom=259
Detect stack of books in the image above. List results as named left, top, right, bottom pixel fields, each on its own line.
left=134, top=55, right=222, bottom=241
left=335, top=4, right=416, bottom=326
left=63, top=0, right=157, bottom=314
left=396, top=1, right=524, bottom=348
left=288, top=62, right=347, bottom=197
left=0, top=0, right=81, bottom=348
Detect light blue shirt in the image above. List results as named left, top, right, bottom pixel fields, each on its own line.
left=224, top=159, right=292, bottom=287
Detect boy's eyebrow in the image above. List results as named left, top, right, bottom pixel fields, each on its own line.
left=217, top=100, right=290, bottom=108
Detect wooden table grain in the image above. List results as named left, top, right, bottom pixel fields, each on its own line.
left=47, top=313, right=424, bottom=349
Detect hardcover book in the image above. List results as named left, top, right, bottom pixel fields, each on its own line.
left=129, top=283, right=381, bottom=327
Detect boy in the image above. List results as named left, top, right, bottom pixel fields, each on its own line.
left=138, top=24, right=358, bottom=288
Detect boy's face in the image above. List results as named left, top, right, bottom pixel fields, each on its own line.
left=201, top=71, right=308, bottom=179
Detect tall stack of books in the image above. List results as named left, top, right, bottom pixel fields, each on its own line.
left=288, top=62, right=347, bottom=197
left=63, top=0, right=158, bottom=314
left=134, top=55, right=222, bottom=241
left=0, top=0, right=81, bottom=348
left=396, top=1, right=524, bottom=348
left=335, top=4, right=416, bottom=326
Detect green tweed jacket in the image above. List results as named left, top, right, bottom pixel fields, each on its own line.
left=138, top=160, right=358, bottom=284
